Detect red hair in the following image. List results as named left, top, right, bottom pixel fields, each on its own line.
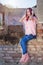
left=26, top=8, right=32, bottom=21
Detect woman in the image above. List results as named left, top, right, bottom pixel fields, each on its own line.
left=19, top=8, right=37, bottom=63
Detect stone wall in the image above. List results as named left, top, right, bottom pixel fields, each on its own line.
left=0, top=23, right=43, bottom=63
left=37, top=0, right=43, bottom=22
left=37, top=22, right=43, bottom=41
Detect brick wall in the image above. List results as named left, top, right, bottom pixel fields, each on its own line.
left=0, top=23, right=43, bottom=63
left=37, top=22, right=43, bottom=41
left=17, top=22, right=43, bottom=60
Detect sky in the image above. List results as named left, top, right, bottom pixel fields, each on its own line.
left=0, top=0, right=37, bottom=8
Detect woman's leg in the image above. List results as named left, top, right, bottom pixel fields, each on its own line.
left=20, top=35, right=28, bottom=54
left=20, top=34, right=36, bottom=54
left=19, top=34, right=36, bottom=63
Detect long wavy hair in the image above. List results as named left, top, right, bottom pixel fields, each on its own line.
left=26, top=8, right=32, bottom=21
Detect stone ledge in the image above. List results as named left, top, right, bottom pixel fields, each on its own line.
left=18, top=39, right=43, bottom=57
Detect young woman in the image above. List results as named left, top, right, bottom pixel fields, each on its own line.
left=19, top=8, right=37, bottom=63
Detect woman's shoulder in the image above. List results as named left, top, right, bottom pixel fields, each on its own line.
left=32, top=16, right=38, bottom=22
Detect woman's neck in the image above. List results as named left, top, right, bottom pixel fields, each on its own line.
left=26, top=15, right=32, bottom=21
left=29, top=15, right=33, bottom=19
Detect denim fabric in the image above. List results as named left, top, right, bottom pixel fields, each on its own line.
left=20, top=34, right=36, bottom=54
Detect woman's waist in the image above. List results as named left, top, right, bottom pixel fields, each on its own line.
left=25, top=31, right=36, bottom=35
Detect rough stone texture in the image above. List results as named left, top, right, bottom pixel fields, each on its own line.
left=37, top=0, right=43, bottom=22
left=0, top=42, right=43, bottom=65
left=37, top=23, right=43, bottom=42
left=0, top=23, right=43, bottom=65
left=18, top=39, right=43, bottom=58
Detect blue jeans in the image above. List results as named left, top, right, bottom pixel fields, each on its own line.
left=20, top=34, right=36, bottom=54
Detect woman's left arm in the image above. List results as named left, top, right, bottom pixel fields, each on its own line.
left=33, top=16, right=38, bottom=24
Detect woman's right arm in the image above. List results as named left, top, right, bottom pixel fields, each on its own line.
left=19, top=15, right=26, bottom=22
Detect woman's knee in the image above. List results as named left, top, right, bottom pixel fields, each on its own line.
left=20, top=35, right=27, bottom=46
left=20, top=38, right=24, bottom=46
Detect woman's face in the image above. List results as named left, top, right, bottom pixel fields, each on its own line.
left=26, top=9, right=31, bottom=17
